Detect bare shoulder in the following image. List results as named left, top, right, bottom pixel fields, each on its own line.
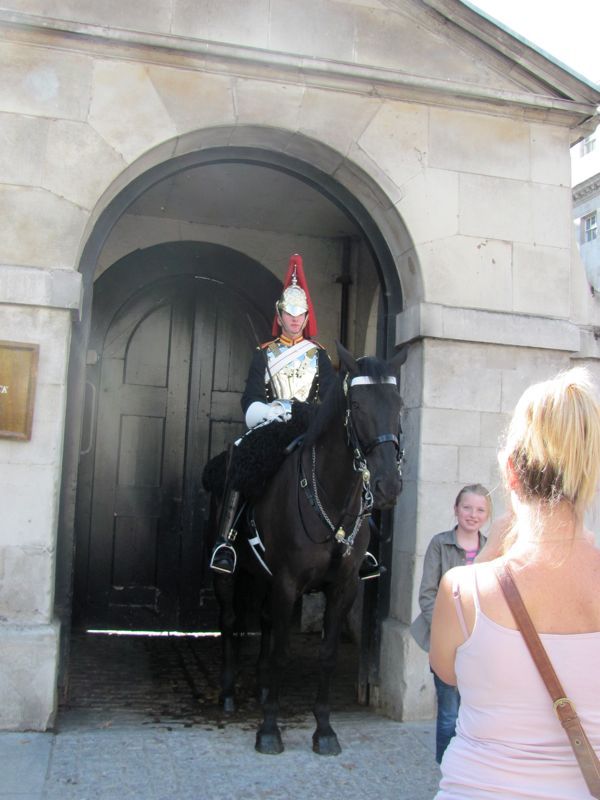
left=471, top=559, right=504, bottom=596
left=466, top=559, right=518, bottom=629
left=439, top=565, right=478, bottom=626
left=458, top=560, right=506, bottom=609
left=439, top=564, right=472, bottom=593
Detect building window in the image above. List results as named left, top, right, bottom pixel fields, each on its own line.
left=581, top=134, right=596, bottom=156
left=582, top=212, right=598, bottom=243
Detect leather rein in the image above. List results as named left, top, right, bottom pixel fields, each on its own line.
left=298, top=373, right=403, bottom=553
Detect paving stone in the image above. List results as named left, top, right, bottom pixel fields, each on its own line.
left=0, top=632, right=439, bottom=799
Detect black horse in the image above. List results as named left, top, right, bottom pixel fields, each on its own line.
left=209, top=342, right=407, bottom=755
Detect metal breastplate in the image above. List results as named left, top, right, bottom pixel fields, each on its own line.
left=265, top=341, right=319, bottom=402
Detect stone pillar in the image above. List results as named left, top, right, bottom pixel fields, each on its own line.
left=0, top=265, right=81, bottom=729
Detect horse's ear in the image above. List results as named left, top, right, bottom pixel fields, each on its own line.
left=335, top=340, right=360, bottom=375
left=388, top=344, right=409, bottom=379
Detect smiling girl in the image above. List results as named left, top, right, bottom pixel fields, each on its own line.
left=410, top=484, right=491, bottom=763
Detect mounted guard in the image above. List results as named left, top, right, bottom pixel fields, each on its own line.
left=207, top=339, right=407, bottom=754
left=208, top=253, right=382, bottom=580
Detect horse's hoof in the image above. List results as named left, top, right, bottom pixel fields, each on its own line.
left=222, top=696, right=236, bottom=714
left=255, top=730, right=284, bottom=755
left=312, top=732, right=341, bottom=756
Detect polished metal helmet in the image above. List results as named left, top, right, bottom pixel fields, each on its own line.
left=276, top=280, right=308, bottom=318
left=272, top=253, right=317, bottom=337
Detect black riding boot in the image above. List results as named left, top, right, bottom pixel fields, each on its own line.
left=359, top=551, right=385, bottom=581
left=210, top=488, right=241, bottom=574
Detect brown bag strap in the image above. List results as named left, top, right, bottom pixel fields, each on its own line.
left=495, top=562, right=600, bottom=799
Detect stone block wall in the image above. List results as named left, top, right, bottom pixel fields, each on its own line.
left=0, top=303, right=76, bottom=729
left=0, top=2, right=599, bottom=728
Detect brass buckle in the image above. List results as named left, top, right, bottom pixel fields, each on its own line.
left=553, top=697, right=576, bottom=718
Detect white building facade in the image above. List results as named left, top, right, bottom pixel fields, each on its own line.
left=573, top=127, right=600, bottom=293
left=1, top=0, right=600, bottom=730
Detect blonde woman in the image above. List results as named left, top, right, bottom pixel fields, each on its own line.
left=410, top=484, right=491, bottom=763
left=431, top=368, right=600, bottom=799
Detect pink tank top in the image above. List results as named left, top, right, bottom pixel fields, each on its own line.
left=435, top=572, right=600, bottom=799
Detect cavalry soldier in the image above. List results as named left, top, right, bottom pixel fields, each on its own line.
left=209, top=253, right=381, bottom=580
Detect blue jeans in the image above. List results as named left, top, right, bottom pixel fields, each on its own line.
left=433, top=670, right=460, bottom=764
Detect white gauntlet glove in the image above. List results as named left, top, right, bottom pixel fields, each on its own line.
left=245, top=400, right=292, bottom=429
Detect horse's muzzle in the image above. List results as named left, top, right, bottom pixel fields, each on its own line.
left=372, top=474, right=403, bottom=510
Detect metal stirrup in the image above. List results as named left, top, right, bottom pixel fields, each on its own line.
left=210, top=542, right=237, bottom=573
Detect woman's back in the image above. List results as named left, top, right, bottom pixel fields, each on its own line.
left=431, top=367, right=600, bottom=799
left=473, top=539, right=600, bottom=635
left=436, top=552, right=600, bottom=800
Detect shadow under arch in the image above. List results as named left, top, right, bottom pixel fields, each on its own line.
left=57, top=127, right=417, bottom=696
left=90, top=241, right=282, bottom=344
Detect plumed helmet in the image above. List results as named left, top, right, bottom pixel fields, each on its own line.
left=278, top=283, right=308, bottom=317
left=272, top=253, right=318, bottom=337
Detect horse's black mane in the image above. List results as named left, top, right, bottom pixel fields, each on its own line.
left=302, top=356, right=391, bottom=449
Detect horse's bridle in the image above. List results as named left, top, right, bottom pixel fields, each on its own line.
left=342, top=373, right=404, bottom=473
left=298, top=372, right=403, bottom=553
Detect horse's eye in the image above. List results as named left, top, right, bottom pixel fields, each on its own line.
left=351, top=401, right=360, bottom=411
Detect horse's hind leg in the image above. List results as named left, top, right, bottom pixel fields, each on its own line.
left=312, top=580, right=358, bottom=756
left=214, top=574, right=237, bottom=713
left=256, top=592, right=272, bottom=705
left=255, top=580, right=295, bottom=755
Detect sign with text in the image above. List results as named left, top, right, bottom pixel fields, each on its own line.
left=0, top=341, right=39, bottom=440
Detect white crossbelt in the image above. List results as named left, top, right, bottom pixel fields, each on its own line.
left=265, top=339, right=314, bottom=382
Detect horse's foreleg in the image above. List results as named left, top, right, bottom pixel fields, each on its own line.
left=214, top=574, right=237, bottom=713
left=255, top=580, right=296, bottom=755
left=312, top=580, right=359, bottom=756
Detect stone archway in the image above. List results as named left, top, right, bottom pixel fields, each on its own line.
left=56, top=127, right=417, bottom=701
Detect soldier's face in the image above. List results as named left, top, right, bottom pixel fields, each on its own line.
left=280, top=311, right=307, bottom=338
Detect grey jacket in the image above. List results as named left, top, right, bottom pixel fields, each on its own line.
left=409, top=527, right=487, bottom=652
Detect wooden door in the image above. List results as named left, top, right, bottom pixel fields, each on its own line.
left=74, top=275, right=264, bottom=630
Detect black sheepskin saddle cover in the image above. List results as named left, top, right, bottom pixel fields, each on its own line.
left=202, top=402, right=314, bottom=500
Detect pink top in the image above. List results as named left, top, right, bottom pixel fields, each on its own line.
left=435, top=572, right=600, bottom=799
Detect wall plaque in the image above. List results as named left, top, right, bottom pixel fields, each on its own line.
left=0, top=341, right=39, bottom=441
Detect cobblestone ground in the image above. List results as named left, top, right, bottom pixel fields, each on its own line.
left=1, top=632, right=439, bottom=800
left=61, top=630, right=362, bottom=728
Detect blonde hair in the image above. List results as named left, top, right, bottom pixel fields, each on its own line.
left=499, top=367, right=600, bottom=515
left=454, top=484, right=492, bottom=519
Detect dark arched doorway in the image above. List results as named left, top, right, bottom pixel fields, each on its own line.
left=73, top=243, right=280, bottom=631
